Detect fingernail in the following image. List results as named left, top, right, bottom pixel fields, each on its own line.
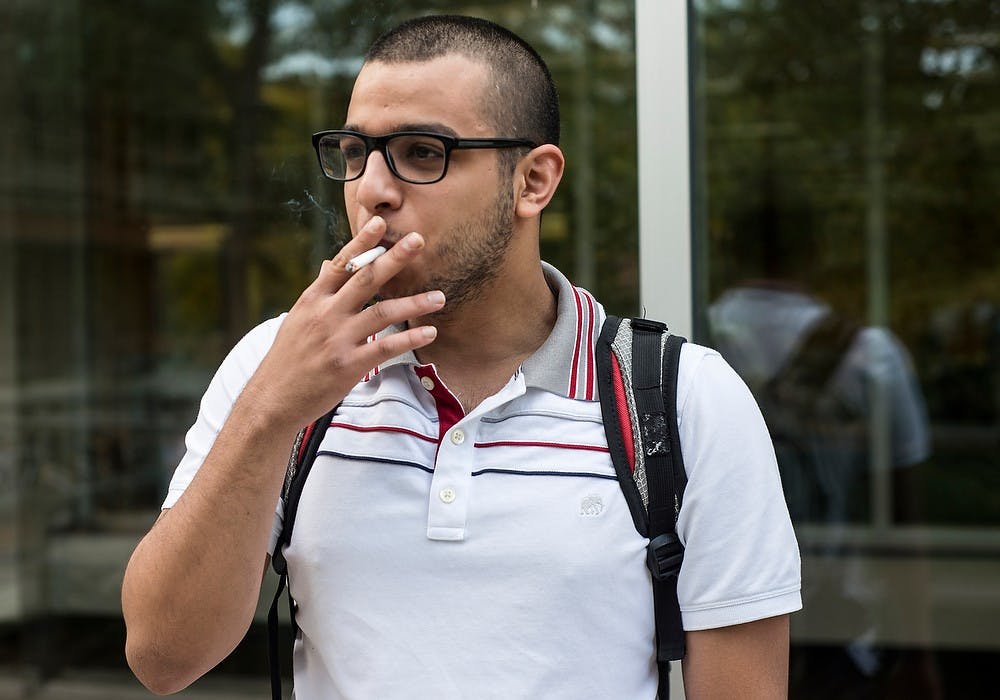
left=401, top=232, right=422, bottom=250
left=426, top=291, right=445, bottom=306
left=422, top=326, right=438, bottom=339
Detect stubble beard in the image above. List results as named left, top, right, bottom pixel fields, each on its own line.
left=376, top=185, right=515, bottom=320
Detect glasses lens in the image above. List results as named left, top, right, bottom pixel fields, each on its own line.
left=318, top=133, right=366, bottom=180
left=386, top=134, right=448, bottom=184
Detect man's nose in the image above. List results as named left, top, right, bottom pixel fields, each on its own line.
left=353, top=149, right=402, bottom=213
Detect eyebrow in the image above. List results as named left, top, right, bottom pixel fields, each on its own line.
left=340, top=122, right=460, bottom=138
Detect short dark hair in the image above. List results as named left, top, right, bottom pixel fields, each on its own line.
left=365, top=14, right=560, bottom=154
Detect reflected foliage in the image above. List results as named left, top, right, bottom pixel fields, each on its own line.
left=0, top=0, right=638, bottom=687
left=3, top=0, right=639, bottom=522
left=696, top=3, right=999, bottom=695
left=695, top=0, right=1000, bottom=526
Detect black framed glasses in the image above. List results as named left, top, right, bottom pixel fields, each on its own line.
left=311, top=130, right=537, bottom=185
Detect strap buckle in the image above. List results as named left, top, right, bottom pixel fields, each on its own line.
left=631, top=318, right=668, bottom=333
left=647, top=532, right=684, bottom=581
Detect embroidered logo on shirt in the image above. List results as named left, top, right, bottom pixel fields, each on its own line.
left=580, top=494, right=604, bottom=517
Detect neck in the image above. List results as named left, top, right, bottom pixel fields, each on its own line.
left=414, top=257, right=557, bottom=375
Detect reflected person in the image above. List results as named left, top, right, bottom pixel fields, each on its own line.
left=706, top=197, right=939, bottom=698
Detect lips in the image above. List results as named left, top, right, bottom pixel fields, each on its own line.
left=378, top=232, right=406, bottom=250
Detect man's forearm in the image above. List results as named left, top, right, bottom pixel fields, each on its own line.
left=121, top=386, right=300, bottom=694
left=122, top=222, right=445, bottom=693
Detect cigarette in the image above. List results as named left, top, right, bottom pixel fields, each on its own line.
left=345, top=246, right=387, bottom=272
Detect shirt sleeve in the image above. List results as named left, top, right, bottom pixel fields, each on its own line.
left=673, top=344, right=802, bottom=630
left=836, top=326, right=931, bottom=468
left=162, top=314, right=288, bottom=553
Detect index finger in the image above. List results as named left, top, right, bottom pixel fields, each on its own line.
left=336, top=231, right=426, bottom=310
left=313, top=216, right=388, bottom=291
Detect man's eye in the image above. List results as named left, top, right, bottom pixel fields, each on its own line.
left=405, top=142, right=445, bottom=161
left=341, top=144, right=366, bottom=161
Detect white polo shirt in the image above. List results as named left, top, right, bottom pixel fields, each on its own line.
left=165, top=263, right=801, bottom=700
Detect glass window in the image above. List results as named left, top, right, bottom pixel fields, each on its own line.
left=692, top=0, right=999, bottom=696
left=0, top=1, right=638, bottom=694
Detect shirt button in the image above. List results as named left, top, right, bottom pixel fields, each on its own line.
left=439, top=487, right=456, bottom=503
left=450, top=429, right=465, bottom=445
left=420, top=376, right=435, bottom=391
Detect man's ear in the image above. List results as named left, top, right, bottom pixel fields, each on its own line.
left=513, top=145, right=565, bottom=219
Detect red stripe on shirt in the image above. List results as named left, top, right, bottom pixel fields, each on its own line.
left=582, top=289, right=597, bottom=400
left=328, top=422, right=438, bottom=443
left=569, top=288, right=584, bottom=398
left=474, top=440, right=610, bottom=453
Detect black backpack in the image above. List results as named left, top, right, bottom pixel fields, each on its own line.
left=267, top=316, right=688, bottom=699
left=742, top=310, right=861, bottom=523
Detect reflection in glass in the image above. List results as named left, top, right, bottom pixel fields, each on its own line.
left=693, top=1, right=999, bottom=697
left=0, top=0, right=638, bottom=694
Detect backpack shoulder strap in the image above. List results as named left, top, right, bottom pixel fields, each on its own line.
left=267, top=404, right=339, bottom=700
left=767, top=310, right=860, bottom=398
left=270, top=404, right=340, bottom=576
left=596, top=315, right=687, bottom=698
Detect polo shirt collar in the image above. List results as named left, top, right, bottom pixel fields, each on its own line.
left=374, top=262, right=605, bottom=401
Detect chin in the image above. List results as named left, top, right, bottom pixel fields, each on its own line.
left=375, top=279, right=424, bottom=303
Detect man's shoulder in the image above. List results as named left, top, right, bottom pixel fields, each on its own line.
left=209, top=314, right=288, bottom=386
left=672, top=339, right=755, bottom=421
left=227, top=314, right=287, bottom=356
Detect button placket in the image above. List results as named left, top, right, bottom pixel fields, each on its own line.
left=425, top=374, right=529, bottom=542
left=427, top=419, right=476, bottom=541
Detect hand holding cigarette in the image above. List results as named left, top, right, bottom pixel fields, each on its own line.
left=245, top=216, right=443, bottom=430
